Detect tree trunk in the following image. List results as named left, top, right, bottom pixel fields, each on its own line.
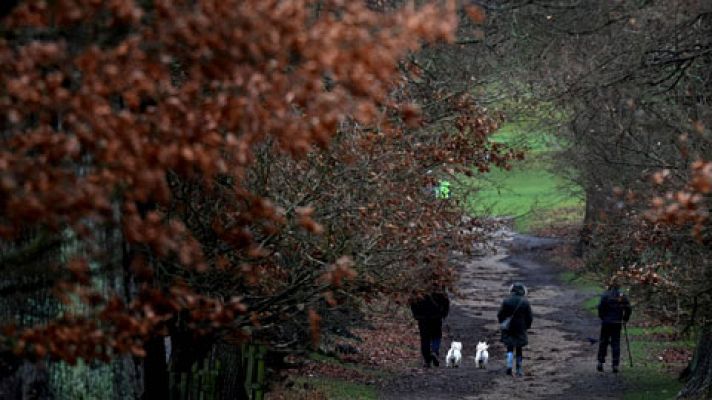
left=141, top=337, right=168, bottom=400
left=678, top=325, right=712, bottom=399
left=216, top=344, right=249, bottom=400
left=574, top=188, right=597, bottom=257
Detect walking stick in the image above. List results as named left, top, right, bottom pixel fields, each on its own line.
left=623, top=323, right=634, bottom=367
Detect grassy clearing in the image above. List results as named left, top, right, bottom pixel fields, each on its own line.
left=459, top=123, right=583, bottom=232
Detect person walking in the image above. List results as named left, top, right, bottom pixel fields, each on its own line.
left=597, top=278, right=632, bottom=373
left=410, top=288, right=450, bottom=368
left=497, top=283, right=533, bottom=377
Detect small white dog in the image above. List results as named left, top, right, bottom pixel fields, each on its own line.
left=446, top=341, right=462, bottom=368
left=475, top=341, right=489, bottom=369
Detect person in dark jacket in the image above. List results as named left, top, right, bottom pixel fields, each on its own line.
left=410, top=290, right=450, bottom=368
left=597, top=278, right=632, bottom=373
left=497, top=283, right=533, bottom=376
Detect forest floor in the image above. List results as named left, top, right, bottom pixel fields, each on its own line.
left=269, top=226, right=688, bottom=400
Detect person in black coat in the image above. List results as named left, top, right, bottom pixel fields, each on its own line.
left=497, top=283, right=533, bottom=376
left=596, top=278, right=632, bottom=373
left=410, top=290, right=450, bottom=368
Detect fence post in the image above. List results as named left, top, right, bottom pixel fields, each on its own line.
left=244, top=344, right=255, bottom=399
left=191, top=363, right=200, bottom=400
left=179, top=372, right=187, bottom=400
left=254, top=345, right=266, bottom=400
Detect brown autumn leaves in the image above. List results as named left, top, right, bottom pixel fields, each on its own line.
left=0, top=0, right=509, bottom=362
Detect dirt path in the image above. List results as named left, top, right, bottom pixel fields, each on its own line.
left=379, top=233, right=627, bottom=400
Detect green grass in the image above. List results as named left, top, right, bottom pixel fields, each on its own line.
left=582, top=296, right=599, bottom=315
left=623, top=332, right=691, bottom=400
left=623, top=370, right=681, bottom=400
left=489, top=123, right=561, bottom=154
left=560, top=271, right=604, bottom=315
left=458, top=123, right=583, bottom=232
left=625, top=326, right=676, bottom=337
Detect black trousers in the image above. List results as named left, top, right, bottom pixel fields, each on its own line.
left=597, top=323, right=622, bottom=366
left=417, top=319, right=443, bottom=363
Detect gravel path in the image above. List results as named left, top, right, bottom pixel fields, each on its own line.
left=378, top=233, right=627, bottom=400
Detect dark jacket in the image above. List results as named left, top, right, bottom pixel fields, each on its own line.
left=410, top=292, right=450, bottom=321
left=497, top=294, right=533, bottom=347
left=598, top=289, right=632, bottom=325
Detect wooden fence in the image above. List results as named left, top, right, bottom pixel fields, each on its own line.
left=168, top=343, right=267, bottom=400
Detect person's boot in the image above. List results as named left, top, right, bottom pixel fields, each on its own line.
left=597, top=362, right=604, bottom=372
left=505, top=351, right=513, bottom=375
left=612, top=365, right=619, bottom=374
left=431, top=352, right=440, bottom=367
left=515, top=356, right=523, bottom=377
left=423, top=356, right=431, bottom=368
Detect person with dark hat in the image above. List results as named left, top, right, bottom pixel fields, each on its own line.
left=410, top=289, right=450, bottom=368
left=497, top=283, right=533, bottom=376
left=597, top=277, right=632, bottom=373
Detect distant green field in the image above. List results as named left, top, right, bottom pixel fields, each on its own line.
left=458, top=123, right=583, bottom=231
left=488, top=123, right=561, bottom=154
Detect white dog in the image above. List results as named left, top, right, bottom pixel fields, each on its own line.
left=475, top=341, right=489, bottom=369
left=446, top=341, right=462, bottom=368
